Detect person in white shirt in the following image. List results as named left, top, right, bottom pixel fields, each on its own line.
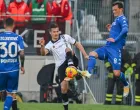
left=39, top=22, right=88, bottom=110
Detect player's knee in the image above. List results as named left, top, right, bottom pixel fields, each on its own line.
left=65, top=48, right=75, bottom=55
left=61, top=81, right=68, bottom=94
left=89, top=51, right=98, bottom=58
left=65, top=48, right=71, bottom=53
left=61, top=86, right=67, bottom=94
left=113, top=70, right=120, bottom=77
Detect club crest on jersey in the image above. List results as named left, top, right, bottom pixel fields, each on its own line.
left=114, top=58, right=117, bottom=64
left=53, top=45, right=55, bottom=48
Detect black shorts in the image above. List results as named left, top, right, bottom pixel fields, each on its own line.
left=58, top=56, right=78, bottom=83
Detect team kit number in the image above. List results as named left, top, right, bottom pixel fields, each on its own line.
left=0, top=42, right=18, bottom=58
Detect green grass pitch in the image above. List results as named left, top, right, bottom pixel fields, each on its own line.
left=0, top=103, right=140, bottom=110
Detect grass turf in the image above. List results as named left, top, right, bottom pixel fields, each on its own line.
left=0, top=103, right=140, bottom=110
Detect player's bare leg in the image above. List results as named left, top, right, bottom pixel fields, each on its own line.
left=114, top=70, right=129, bottom=97
left=61, top=80, right=69, bottom=110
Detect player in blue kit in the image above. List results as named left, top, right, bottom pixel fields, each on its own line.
left=0, top=18, right=25, bottom=110
left=87, top=1, right=129, bottom=97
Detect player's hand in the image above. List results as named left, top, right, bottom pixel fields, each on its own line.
left=106, top=24, right=111, bottom=31
left=84, top=55, right=89, bottom=60
left=106, top=38, right=115, bottom=42
left=20, top=67, right=25, bottom=74
left=39, top=38, right=45, bottom=46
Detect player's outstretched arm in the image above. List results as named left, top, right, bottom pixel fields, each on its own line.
left=114, top=17, right=128, bottom=42
left=20, top=50, right=25, bottom=74
left=39, top=38, right=49, bottom=56
left=74, top=42, right=89, bottom=59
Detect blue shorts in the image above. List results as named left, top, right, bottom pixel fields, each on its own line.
left=95, top=46, right=121, bottom=70
left=0, top=70, right=19, bottom=93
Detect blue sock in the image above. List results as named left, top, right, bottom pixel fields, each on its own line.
left=87, top=56, right=96, bottom=74
left=4, top=96, right=13, bottom=110
left=119, top=72, right=128, bottom=86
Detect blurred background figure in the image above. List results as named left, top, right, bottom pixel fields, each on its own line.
left=29, top=0, right=53, bottom=23
left=0, top=0, right=6, bottom=27
left=0, top=91, right=6, bottom=102
left=79, top=15, right=102, bottom=41
left=130, top=52, right=140, bottom=106
left=6, top=0, right=30, bottom=28
left=52, top=0, right=73, bottom=34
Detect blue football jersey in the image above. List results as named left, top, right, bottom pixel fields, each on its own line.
left=106, top=15, right=129, bottom=49
left=0, top=31, right=24, bottom=73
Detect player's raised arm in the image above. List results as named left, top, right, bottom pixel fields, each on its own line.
left=39, top=38, right=49, bottom=56
left=65, top=34, right=89, bottom=59
left=74, top=42, right=89, bottom=59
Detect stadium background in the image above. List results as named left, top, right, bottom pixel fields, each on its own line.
left=0, top=0, right=140, bottom=108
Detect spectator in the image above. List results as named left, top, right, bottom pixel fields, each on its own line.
left=7, top=0, right=30, bottom=27
left=29, top=0, right=53, bottom=55
left=29, top=0, right=53, bottom=23
left=52, top=0, right=72, bottom=34
left=0, top=0, right=6, bottom=27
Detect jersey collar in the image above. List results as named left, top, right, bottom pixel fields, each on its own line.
left=116, top=14, right=124, bottom=18
left=4, top=31, right=14, bottom=33
left=51, top=35, right=61, bottom=43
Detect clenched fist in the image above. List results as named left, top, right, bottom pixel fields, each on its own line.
left=106, top=24, right=111, bottom=31
left=39, top=38, right=45, bottom=46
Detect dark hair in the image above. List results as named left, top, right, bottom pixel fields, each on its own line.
left=4, top=18, right=14, bottom=27
left=112, top=1, right=124, bottom=8
left=49, top=22, right=59, bottom=31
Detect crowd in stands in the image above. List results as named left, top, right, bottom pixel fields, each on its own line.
left=0, top=0, right=72, bottom=42
left=0, top=0, right=73, bottom=55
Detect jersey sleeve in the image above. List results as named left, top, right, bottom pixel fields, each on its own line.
left=18, top=36, right=24, bottom=52
left=64, top=34, right=76, bottom=45
left=61, top=1, right=70, bottom=17
left=119, top=17, right=129, bottom=34
left=115, top=16, right=129, bottom=42
left=25, top=4, right=30, bottom=21
left=1, top=1, right=6, bottom=13
left=119, top=16, right=129, bottom=29
left=45, top=42, right=51, bottom=52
